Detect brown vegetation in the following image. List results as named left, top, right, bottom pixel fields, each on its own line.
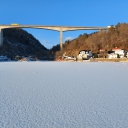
left=52, top=23, right=128, bottom=59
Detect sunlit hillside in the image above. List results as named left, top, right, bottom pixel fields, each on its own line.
left=52, top=23, right=128, bottom=58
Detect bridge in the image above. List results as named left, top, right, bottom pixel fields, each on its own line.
left=0, top=24, right=109, bottom=51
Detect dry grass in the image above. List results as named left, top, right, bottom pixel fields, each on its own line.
left=94, top=58, right=128, bottom=62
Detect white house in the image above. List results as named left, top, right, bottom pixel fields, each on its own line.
left=78, top=50, right=92, bottom=60
left=112, top=48, right=125, bottom=58
left=126, top=52, right=128, bottom=59
left=108, top=52, right=117, bottom=59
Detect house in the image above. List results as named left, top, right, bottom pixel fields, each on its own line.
left=108, top=51, right=117, bottom=59
left=126, top=52, right=128, bottom=59
left=107, top=48, right=126, bottom=59
left=62, top=52, right=76, bottom=61
left=77, top=50, right=92, bottom=60
left=112, top=48, right=125, bottom=58
left=63, top=56, right=76, bottom=61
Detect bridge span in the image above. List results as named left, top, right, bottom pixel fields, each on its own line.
left=0, top=24, right=108, bottom=51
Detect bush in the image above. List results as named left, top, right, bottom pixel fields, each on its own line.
left=93, top=53, right=98, bottom=58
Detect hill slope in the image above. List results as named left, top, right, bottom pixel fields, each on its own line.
left=52, top=23, right=128, bottom=58
left=0, top=28, right=48, bottom=58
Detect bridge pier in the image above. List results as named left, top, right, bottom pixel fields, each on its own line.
left=0, top=28, right=3, bottom=46
left=60, top=29, right=63, bottom=52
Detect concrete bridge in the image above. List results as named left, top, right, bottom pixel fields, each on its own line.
left=0, top=24, right=108, bottom=51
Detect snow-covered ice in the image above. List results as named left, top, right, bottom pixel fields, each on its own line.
left=0, top=61, right=128, bottom=128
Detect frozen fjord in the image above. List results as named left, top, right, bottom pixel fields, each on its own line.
left=0, top=62, right=128, bottom=128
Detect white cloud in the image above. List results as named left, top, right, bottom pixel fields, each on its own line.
left=65, top=37, right=74, bottom=41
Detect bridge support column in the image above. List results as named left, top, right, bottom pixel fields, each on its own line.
left=60, top=29, right=63, bottom=52
left=0, top=28, right=3, bottom=46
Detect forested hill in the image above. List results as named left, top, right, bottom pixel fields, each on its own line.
left=53, top=23, right=128, bottom=58
left=0, top=28, right=49, bottom=58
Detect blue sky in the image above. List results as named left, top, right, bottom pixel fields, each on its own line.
left=0, top=0, right=128, bottom=49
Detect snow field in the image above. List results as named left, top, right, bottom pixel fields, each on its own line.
left=0, top=62, right=128, bottom=128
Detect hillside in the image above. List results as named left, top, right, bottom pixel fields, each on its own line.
left=52, top=23, right=128, bottom=58
left=0, top=28, right=49, bottom=59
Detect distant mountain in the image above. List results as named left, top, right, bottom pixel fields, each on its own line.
left=0, top=28, right=49, bottom=59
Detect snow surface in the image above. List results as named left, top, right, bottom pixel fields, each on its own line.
left=0, top=61, right=128, bottom=128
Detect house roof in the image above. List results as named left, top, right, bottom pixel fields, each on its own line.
left=112, top=48, right=121, bottom=51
